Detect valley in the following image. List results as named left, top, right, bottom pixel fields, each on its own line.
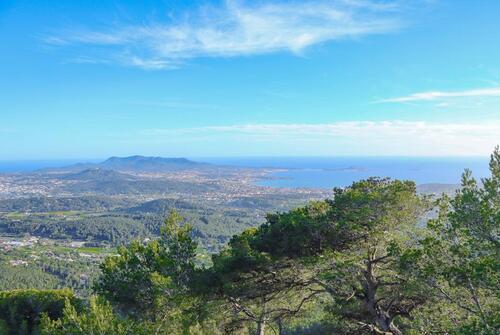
left=0, top=156, right=330, bottom=295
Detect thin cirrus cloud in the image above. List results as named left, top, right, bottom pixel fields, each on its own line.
left=44, top=0, right=404, bottom=69
left=141, top=121, right=500, bottom=155
left=377, top=87, right=500, bottom=103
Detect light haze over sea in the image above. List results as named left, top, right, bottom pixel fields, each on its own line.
left=0, top=157, right=490, bottom=189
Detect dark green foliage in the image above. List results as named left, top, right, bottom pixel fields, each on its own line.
left=0, top=213, right=150, bottom=244
left=195, top=168, right=496, bottom=334
left=0, top=289, right=78, bottom=335
left=126, top=198, right=200, bottom=213
left=0, top=264, right=60, bottom=291
left=0, top=205, right=268, bottom=252
left=245, top=177, right=428, bottom=334
left=205, top=226, right=321, bottom=334
left=0, top=243, right=107, bottom=296
left=0, top=196, right=134, bottom=213
left=40, top=296, right=148, bottom=335
left=95, top=239, right=171, bottom=319
left=253, top=200, right=332, bottom=257
left=252, top=178, right=424, bottom=258
left=94, top=211, right=198, bottom=322
left=403, top=147, right=500, bottom=334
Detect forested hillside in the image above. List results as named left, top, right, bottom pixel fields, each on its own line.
left=0, top=148, right=498, bottom=335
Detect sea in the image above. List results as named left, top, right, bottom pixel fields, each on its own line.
left=0, top=157, right=491, bottom=189
left=201, top=157, right=491, bottom=189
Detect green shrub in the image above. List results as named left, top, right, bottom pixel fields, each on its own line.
left=0, top=289, right=78, bottom=335
left=40, top=296, right=151, bottom=335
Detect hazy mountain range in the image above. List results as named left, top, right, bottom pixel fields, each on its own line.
left=40, top=155, right=212, bottom=173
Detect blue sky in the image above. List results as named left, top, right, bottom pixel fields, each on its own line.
left=1, top=0, right=499, bottom=159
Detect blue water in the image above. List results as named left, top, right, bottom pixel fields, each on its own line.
left=201, top=157, right=491, bottom=189
left=0, top=157, right=491, bottom=189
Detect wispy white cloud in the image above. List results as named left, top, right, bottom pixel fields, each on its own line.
left=140, top=121, right=500, bottom=156
left=377, top=87, right=500, bottom=103
left=45, top=0, right=404, bottom=69
left=124, top=56, right=177, bottom=70
left=185, top=121, right=500, bottom=141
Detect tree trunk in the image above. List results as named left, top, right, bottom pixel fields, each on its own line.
left=363, top=251, right=403, bottom=335
left=371, top=314, right=403, bottom=335
left=388, top=322, right=403, bottom=335
left=257, top=299, right=267, bottom=335
left=257, top=319, right=266, bottom=335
